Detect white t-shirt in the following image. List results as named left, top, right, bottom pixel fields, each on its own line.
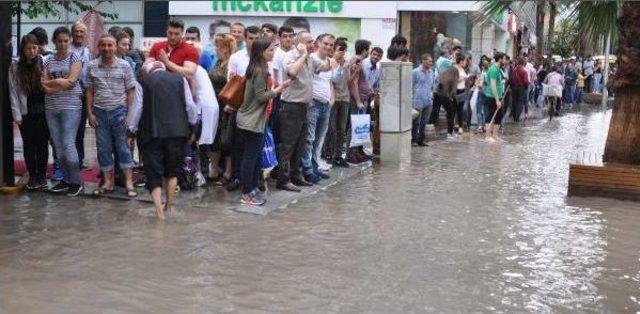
left=525, top=62, right=536, bottom=83
left=311, top=53, right=332, bottom=104
left=193, top=66, right=219, bottom=145
left=227, top=48, right=250, bottom=78
left=456, top=66, right=468, bottom=89
left=272, top=46, right=291, bottom=84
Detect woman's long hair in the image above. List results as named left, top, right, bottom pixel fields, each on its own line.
left=245, top=36, right=274, bottom=81
left=17, top=34, right=42, bottom=96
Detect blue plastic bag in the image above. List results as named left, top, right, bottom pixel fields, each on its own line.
left=261, top=126, right=278, bottom=169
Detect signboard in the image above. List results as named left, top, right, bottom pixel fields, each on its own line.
left=211, top=0, right=343, bottom=14
left=170, top=1, right=397, bottom=19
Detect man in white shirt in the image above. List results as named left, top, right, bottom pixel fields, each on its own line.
left=269, top=25, right=295, bottom=151
left=300, top=33, right=335, bottom=184
left=524, top=55, right=537, bottom=113
left=362, top=47, right=383, bottom=92
left=227, top=26, right=259, bottom=78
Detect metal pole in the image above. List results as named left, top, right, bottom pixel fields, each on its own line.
left=0, top=2, right=15, bottom=186
left=601, top=32, right=611, bottom=110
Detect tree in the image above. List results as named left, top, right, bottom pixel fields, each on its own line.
left=550, top=18, right=579, bottom=58
left=11, top=1, right=118, bottom=20
left=603, top=1, right=640, bottom=165
left=547, top=0, right=557, bottom=53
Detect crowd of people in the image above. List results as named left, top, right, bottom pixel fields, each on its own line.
left=9, top=17, right=603, bottom=219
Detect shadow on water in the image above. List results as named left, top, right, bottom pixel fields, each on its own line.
left=1, top=108, right=640, bottom=313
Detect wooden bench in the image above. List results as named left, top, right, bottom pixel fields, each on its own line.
left=569, top=162, right=640, bottom=201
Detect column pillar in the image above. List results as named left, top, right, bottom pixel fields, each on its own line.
left=379, top=61, right=413, bottom=163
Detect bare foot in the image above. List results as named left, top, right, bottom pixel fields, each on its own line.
left=496, top=137, right=506, bottom=143
left=165, top=204, right=174, bottom=216
left=458, top=127, right=464, bottom=134
left=486, top=137, right=497, bottom=143
left=155, top=206, right=165, bottom=220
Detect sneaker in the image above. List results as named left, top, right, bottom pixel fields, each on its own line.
left=333, top=157, right=350, bottom=168
left=241, top=191, right=266, bottom=206
left=52, top=167, right=64, bottom=181
left=257, top=179, right=267, bottom=192
left=50, top=181, right=70, bottom=193
left=446, top=133, right=457, bottom=140
left=66, top=184, right=84, bottom=197
left=304, top=173, right=321, bottom=184
left=316, top=172, right=330, bottom=179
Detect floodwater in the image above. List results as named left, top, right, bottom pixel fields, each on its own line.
left=2, top=108, right=640, bottom=313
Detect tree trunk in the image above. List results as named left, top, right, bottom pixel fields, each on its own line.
left=535, top=0, right=546, bottom=61
left=547, top=1, right=557, bottom=55
left=603, top=2, right=640, bottom=165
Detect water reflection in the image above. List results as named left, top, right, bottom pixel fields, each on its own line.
left=1, top=109, right=640, bottom=313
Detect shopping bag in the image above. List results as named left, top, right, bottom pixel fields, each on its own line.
left=260, top=126, right=278, bottom=169
left=542, top=84, right=562, bottom=97
left=349, top=113, right=371, bottom=148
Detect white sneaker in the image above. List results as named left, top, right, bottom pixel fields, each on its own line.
left=318, top=160, right=332, bottom=171
left=446, top=133, right=457, bottom=140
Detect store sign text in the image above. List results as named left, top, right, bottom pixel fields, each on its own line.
left=211, top=0, right=343, bottom=14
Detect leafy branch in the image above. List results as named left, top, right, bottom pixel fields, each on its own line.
left=11, top=0, right=118, bottom=20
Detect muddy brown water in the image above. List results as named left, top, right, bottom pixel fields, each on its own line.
left=2, top=109, right=640, bottom=313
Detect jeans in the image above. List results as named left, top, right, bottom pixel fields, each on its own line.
left=455, top=89, right=466, bottom=129
left=301, top=99, right=331, bottom=176
left=564, top=83, right=576, bottom=105
left=476, top=91, right=486, bottom=129
left=237, top=128, right=265, bottom=194
left=18, top=113, right=49, bottom=184
left=93, top=106, right=134, bottom=172
left=333, top=101, right=351, bottom=158
left=276, top=101, right=308, bottom=184
left=46, top=108, right=82, bottom=185
left=412, top=106, right=432, bottom=143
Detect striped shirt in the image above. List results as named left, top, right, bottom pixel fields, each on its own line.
left=44, top=52, right=83, bottom=110
left=87, top=57, right=136, bottom=111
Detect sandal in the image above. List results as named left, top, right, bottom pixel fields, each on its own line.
left=93, top=186, right=115, bottom=196
left=125, top=188, right=138, bottom=198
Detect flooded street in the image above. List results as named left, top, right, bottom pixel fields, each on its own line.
left=2, top=109, right=640, bottom=313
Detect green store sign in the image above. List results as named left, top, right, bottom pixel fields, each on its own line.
left=211, top=0, right=343, bottom=13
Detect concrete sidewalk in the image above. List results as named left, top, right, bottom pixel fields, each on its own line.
left=82, top=161, right=372, bottom=216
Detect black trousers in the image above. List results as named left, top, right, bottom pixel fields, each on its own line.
left=237, top=128, right=265, bottom=194
left=141, top=137, right=185, bottom=191
left=76, top=96, right=87, bottom=166
left=511, top=86, right=527, bottom=121
left=276, top=101, right=308, bottom=184
left=19, top=113, right=49, bottom=182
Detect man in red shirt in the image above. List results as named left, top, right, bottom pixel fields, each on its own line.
left=146, top=18, right=199, bottom=78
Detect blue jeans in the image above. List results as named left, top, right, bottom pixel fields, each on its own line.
left=46, top=108, right=82, bottom=185
left=238, top=128, right=265, bottom=194
left=93, top=106, right=134, bottom=172
left=301, top=99, right=330, bottom=176
left=564, top=84, right=576, bottom=105
left=476, top=91, right=486, bottom=128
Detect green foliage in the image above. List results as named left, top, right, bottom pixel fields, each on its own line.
left=550, top=18, right=579, bottom=58
left=568, top=1, right=621, bottom=42
left=11, top=1, right=118, bottom=20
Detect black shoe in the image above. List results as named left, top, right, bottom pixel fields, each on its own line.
left=225, top=178, right=241, bottom=192
left=417, top=141, right=429, bottom=147
left=276, top=182, right=301, bottom=192
left=333, top=157, right=350, bottom=168
left=304, top=174, right=321, bottom=184
left=50, top=181, right=70, bottom=193
left=66, top=184, right=84, bottom=197
left=317, top=172, right=330, bottom=179
left=291, top=177, right=313, bottom=187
